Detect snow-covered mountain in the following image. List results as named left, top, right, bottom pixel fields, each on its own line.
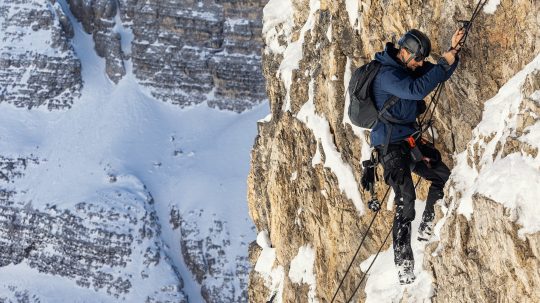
left=0, top=0, right=267, bottom=302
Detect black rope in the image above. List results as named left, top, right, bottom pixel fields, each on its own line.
left=419, top=82, right=444, bottom=128
left=345, top=222, right=392, bottom=303
left=461, top=0, right=488, bottom=46
left=418, top=0, right=489, bottom=141
left=330, top=186, right=391, bottom=303
left=345, top=178, right=422, bottom=303
left=422, top=82, right=445, bottom=127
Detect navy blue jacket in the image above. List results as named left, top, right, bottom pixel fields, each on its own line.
left=370, top=43, right=459, bottom=147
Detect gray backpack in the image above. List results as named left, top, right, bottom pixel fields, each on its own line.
left=348, top=60, right=403, bottom=129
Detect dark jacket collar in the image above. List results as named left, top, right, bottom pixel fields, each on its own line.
left=374, top=42, right=407, bottom=70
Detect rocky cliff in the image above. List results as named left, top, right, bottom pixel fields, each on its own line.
left=67, top=0, right=267, bottom=112
left=248, top=0, right=540, bottom=302
left=0, top=0, right=81, bottom=109
left=1, top=0, right=266, bottom=112
left=0, top=156, right=188, bottom=302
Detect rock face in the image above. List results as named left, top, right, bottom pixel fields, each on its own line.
left=170, top=208, right=252, bottom=303
left=1, top=0, right=266, bottom=112
left=0, top=0, right=82, bottom=110
left=68, top=0, right=126, bottom=83
left=247, top=0, right=540, bottom=302
left=67, top=0, right=267, bottom=111
left=424, top=63, right=540, bottom=303
left=0, top=156, right=188, bottom=302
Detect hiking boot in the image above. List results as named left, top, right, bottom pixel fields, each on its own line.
left=397, top=260, right=415, bottom=285
left=417, top=220, right=434, bottom=241
left=418, top=212, right=435, bottom=241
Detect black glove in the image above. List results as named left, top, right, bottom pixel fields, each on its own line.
left=361, top=160, right=375, bottom=191
left=417, top=99, right=427, bottom=116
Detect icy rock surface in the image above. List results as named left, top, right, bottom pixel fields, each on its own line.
left=0, top=0, right=82, bottom=110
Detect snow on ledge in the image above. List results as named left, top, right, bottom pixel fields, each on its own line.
left=452, top=53, right=540, bottom=235
left=345, top=0, right=359, bottom=28
left=255, top=231, right=285, bottom=302
left=262, top=0, right=294, bottom=55
left=257, top=230, right=272, bottom=248
left=297, top=79, right=365, bottom=214
left=289, top=245, right=318, bottom=303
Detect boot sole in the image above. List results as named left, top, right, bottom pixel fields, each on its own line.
left=399, top=277, right=416, bottom=285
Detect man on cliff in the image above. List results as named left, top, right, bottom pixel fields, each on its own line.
left=371, top=28, right=464, bottom=284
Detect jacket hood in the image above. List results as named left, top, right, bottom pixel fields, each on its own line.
left=374, top=42, right=406, bottom=70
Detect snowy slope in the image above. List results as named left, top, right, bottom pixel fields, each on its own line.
left=0, top=1, right=267, bottom=301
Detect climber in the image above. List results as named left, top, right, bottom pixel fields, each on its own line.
left=370, top=28, right=465, bottom=284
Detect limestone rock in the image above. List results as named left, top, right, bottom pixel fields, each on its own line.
left=0, top=155, right=188, bottom=301
left=170, top=208, right=252, bottom=303
left=126, top=0, right=267, bottom=112
left=248, top=0, right=540, bottom=302
left=0, top=0, right=82, bottom=110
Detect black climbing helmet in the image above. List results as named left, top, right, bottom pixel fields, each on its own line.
left=398, top=29, right=431, bottom=61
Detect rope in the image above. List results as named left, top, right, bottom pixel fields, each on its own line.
left=418, top=0, right=489, bottom=141
left=345, top=223, right=392, bottom=303
left=329, top=186, right=391, bottom=303
left=345, top=178, right=422, bottom=303
left=460, top=0, right=488, bottom=46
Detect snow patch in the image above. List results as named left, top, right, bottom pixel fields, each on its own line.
left=451, top=53, right=540, bottom=234
left=326, top=24, right=332, bottom=42
left=255, top=246, right=285, bottom=303
left=345, top=0, right=359, bottom=28
left=289, top=245, right=318, bottom=303
left=483, top=0, right=501, bottom=14
left=476, top=154, right=540, bottom=236
left=259, top=113, right=273, bottom=123
left=257, top=230, right=272, bottom=248
left=113, top=8, right=133, bottom=55
left=290, top=171, right=298, bottom=181
left=362, top=202, right=434, bottom=302
left=262, top=0, right=294, bottom=55
left=297, top=79, right=364, bottom=213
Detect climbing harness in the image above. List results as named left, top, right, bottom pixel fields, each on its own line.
left=330, top=1, right=488, bottom=301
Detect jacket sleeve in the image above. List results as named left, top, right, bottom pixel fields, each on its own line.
left=378, top=64, right=448, bottom=100
left=441, top=55, right=459, bottom=81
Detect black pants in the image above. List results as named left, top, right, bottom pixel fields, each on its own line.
left=377, top=142, right=450, bottom=265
